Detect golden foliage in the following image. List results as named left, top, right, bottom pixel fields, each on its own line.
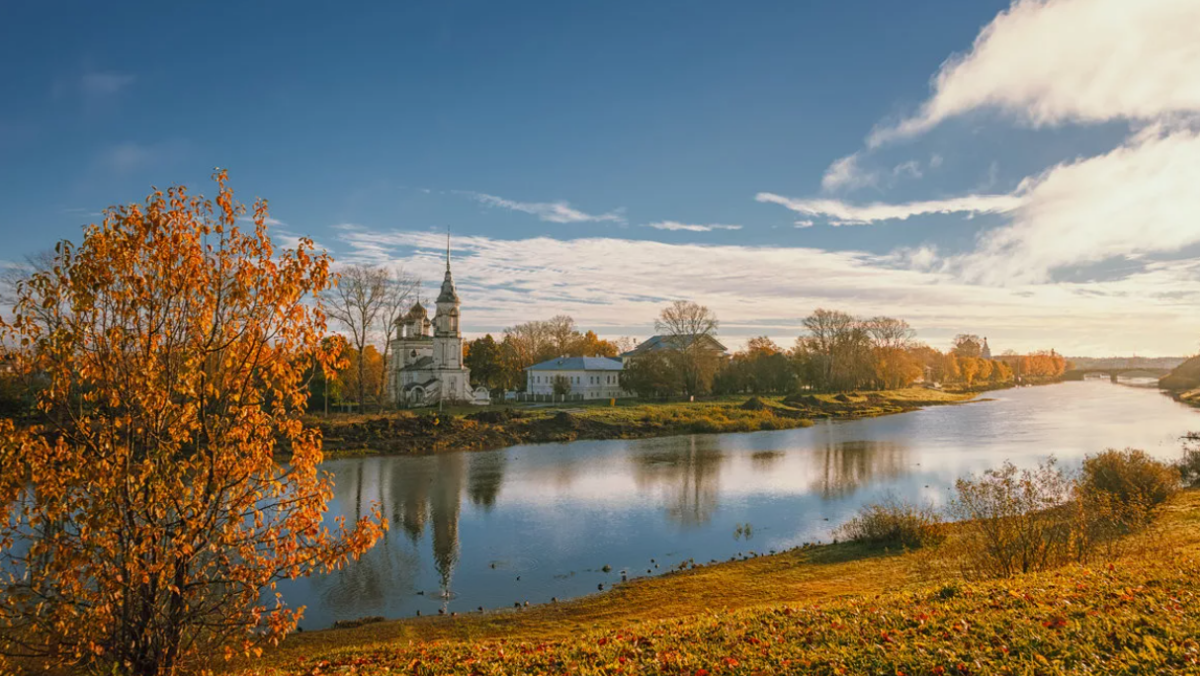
left=0, top=172, right=385, bottom=675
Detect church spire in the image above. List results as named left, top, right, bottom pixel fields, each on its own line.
left=436, top=229, right=459, bottom=305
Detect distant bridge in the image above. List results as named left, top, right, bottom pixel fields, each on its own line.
left=1062, top=368, right=1170, bottom=383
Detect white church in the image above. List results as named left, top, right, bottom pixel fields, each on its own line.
left=387, top=243, right=490, bottom=407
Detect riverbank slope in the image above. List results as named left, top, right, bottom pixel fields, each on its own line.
left=317, top=387, right=976, bottom=456
left=1160, top=355, right=1200, bottom=407
left=236, top=489, right=1200, bottom=675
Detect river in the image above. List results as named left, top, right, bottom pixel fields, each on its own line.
left=278, top=380, right=1199, bottom=629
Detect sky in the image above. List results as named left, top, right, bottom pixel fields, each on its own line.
left=1, top=0, right=1199, bottom=356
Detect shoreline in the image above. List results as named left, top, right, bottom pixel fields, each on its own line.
left=230, top=488, right=1200, bottom=675
left=315, top=387, right=986, bottom=458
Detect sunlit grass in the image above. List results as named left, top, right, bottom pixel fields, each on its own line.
left=234, top=490, right=1200, bottom=675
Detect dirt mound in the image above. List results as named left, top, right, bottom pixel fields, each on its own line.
left=782, top=394, right=819, bottom=408
left=739, top=397, right=770, bottom=411
left=833, top=393, right=852, bottom=403
left=466, top=408, right=525, bottom=424
left=550, top=411, right=579, bottom=429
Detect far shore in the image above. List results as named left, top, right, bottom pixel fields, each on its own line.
left=313, top=386, right=997, bottom=458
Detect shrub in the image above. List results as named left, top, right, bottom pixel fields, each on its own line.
left=836, top=497, right=944, bottom=549
left=1080, top=448, right=1178, bottom=513
left=950, top=459, right=1076, bottom=578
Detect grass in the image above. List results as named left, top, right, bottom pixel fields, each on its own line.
left=316, top=388, right=977, bottom=457
left=228, top=490, right=1200, bottom=675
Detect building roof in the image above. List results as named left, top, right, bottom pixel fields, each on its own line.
left=619, top=334, right=728, bottom=358
left=526, top=356, right=624, bottom=372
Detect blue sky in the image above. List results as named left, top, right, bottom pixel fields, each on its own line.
left=2, top=0, right=1199, bottom=355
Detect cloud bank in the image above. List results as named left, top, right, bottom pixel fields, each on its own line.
left=331, top=228, right=1200, bottom=356
left=869, top=0, right=1200, bottom=146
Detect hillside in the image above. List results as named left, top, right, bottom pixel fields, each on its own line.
left=1159, top=355, right=1200, bottom=405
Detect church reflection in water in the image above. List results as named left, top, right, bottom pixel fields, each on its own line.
left=319, top=431, right=909, bottom=603
left=319, top=451, right=506, bottom=603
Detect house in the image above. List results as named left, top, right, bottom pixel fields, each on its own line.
left=524, top=356, right=626, bottom=401
left=619, top=334, right=729, bottom=366
left=387, top=239, right=490, bottom=407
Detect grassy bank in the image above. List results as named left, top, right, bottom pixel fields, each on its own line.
left=316, top=387, right=976, bottom=457
left=234, top=490, right=1200, bottom=675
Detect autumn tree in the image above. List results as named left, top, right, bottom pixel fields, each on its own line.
left=339, top=345, right=386, bottom=410
left=321, top=264, right=389, bottom=411
left=575, top=330, right=619, bottom=358
left=0, top=173, right=385, bottom=675
left=797, top=309, right=873, bottom=391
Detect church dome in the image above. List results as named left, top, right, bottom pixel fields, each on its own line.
left=408, top=301, right=428, bottom=318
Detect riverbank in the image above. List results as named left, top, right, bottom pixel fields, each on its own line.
left=316, top=387, right=978, bottom=457
left=234, top=489, right=1200, bottom=675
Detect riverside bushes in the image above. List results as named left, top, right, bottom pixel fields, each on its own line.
left=950, top=459, right=1078, bottom=577
left=836, top=498, right=944, bottom=549
left=947, top=451, right=1179, bottom=578
left=1080, top=448, right=1179, bottom=512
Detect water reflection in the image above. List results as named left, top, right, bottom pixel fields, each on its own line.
left=630, top=437, right=725, bottom=528
left=810, top=439, right=909, bottom=499
left=279, top=381, right=1198, bottom=629
left=467, top=452, right=506, bottom=510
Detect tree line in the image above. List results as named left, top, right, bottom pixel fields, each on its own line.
left=621, top=306, right=1066, bottom=399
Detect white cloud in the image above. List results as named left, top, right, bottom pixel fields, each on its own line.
left=467, top=192, right=626, bottom=224
left=820, top=153, right=878, bottom=192
left=869, top=0, right=1200, bottom=146
left=329, top=228, right=1200, bottom=355
left=892, top=160, right=922, bottom=179
left=644, top=221, right=742, bottom=232
left=950, top=125, right=1200, bottom=283
left=793, top=220, right=814, bottom=228
left=929, top=154, right=944, bottom=169
left=765, top=125, right=1200, bottom=282
left=756, top=191, right=1022, bottom=225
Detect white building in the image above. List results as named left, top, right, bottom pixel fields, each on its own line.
left=525, top=356, right=626, bottom=400
left=388, top=243, right=489, bottom=407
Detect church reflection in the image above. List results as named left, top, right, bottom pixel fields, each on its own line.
left=630, top=436, right=725, bottom=528
left=324, top=451, right=496, bottom=602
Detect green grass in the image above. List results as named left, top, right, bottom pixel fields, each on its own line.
left=231, top=490, right=1200, bottom=675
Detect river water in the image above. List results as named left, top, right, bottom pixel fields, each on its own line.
left=278, top=380, right=1198, bottom=629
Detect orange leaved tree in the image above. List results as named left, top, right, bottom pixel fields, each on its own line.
left=0, top=172, right=386, bottom=675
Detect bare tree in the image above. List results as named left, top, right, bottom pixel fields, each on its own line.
left=544, top=315, right=579, bottom=356
left=322, top=264, right=389, bottom=411
left=1, top=251, right=59, bottom=332
left=865, top=316, right=916, bottom=349
left=655, top=300, right=721, bottom=396
left=376, top=268, right=417, bottom=409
